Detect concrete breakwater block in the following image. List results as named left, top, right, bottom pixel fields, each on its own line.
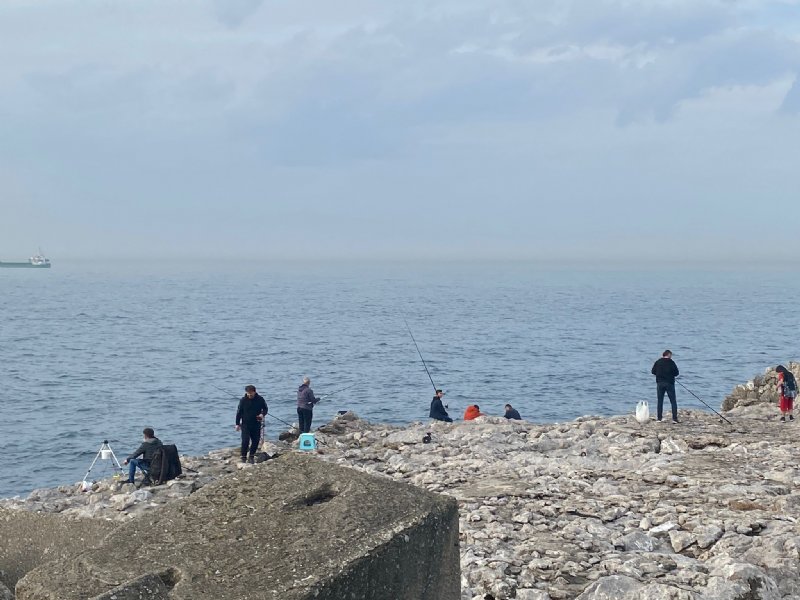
left=15, top=453, right=460, bottom=600
left=0, top=508, right=116, bottom=591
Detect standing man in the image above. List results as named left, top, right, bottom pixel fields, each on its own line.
left=651, top=350, right=680, bottom=423
left=429, top=389, right=453, bottom=422
left=297, top=376, right=318, bottom=434
left=123, top=427, right=162, bottom=484
left=235, top=385, right=268, bottom=463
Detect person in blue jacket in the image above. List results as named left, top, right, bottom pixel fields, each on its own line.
left=429, top=389, right=453, bottom=422
left=504, top=404, right=522, bottom=420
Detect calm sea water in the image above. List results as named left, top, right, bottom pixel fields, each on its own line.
left=1, top=260, right=798, bottom=497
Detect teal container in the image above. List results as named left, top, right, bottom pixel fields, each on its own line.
left=298, top=433, right=316, bottom=451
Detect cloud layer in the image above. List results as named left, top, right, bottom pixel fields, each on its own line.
left=0, top=0, right=798, bottom=260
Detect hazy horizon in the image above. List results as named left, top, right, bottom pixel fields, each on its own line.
left=1, top=1, right=798, bottom=261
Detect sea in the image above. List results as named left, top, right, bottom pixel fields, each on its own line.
left=1, top=260, right=798, bottom=498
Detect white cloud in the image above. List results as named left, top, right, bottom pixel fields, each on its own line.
left=0, top=0, right=798, bottom=258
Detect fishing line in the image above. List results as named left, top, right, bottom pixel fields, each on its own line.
left=402, top=316, right=439, bottom=393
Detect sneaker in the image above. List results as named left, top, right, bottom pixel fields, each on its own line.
left=248, top=456, right=255, bottom=464
left=780, top=416, right=786, bottom=422
left=672, top=419, right=679, bottom=424
left=240, top=456, right=247, bottom=463
left=790, top=415, right=795, bottom=421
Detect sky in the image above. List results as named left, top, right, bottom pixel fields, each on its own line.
left=0, top=0, right=798, bottom=261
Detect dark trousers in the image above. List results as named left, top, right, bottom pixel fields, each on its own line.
left=297, top=408, right=313, bottom=433
left=657, top=381, right=678, bottom=421
left=241, top=423, right=261, bottom=458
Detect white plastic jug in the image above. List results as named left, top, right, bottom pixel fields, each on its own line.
left=635, top=400, right=650, bottom=424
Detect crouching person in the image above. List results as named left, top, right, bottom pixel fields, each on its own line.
left=123, top=427, right=162, bottom=484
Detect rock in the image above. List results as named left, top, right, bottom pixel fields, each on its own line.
left=0, top=579, right=13, bottom=600
left=650, top=522, right=678, bottom=536
left=574, top=575, right=645, bottom=599
left=621, top=531, right=657, bottom=553
left=669, top=530, right=696, bottom=553
left=514, top=590, right=551, bottom=600
left=693, top=525, right=723, bottom=549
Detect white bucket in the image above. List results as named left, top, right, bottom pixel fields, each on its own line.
left=100, top=449, right=113, bottom=460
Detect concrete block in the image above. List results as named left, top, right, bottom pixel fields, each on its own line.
left=16, top=453, right=460, bottom=600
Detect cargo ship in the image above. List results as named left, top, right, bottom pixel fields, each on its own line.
left=0, top=250, right=51, bottom=268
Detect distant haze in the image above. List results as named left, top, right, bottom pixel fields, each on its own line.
left=0, top=1, right=798, bottom=261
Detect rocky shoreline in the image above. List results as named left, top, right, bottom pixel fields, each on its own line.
left=3, top=369, right=800, bottom=600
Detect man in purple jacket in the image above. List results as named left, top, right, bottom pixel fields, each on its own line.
left=297, top=376, right=319, bottom=433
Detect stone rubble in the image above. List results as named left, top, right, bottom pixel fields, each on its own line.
left=3, top=376, right=799, bottom=600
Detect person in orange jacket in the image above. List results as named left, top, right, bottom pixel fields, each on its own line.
left=463, top=404, right=485, bottom=420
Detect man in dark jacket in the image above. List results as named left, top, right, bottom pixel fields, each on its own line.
left=235, top=385, right=268, bottom=463
left=504, top=404, right=522, bottom=420
left=651, top=350, right=680, bottom=423
left=297, top=376, right=318, bottom=434
left=429, top=389, right=453, bottom=422
left=124, top=427, right=162, bottom=484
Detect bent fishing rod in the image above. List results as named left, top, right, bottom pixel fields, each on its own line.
left=403, top=316, right=439, bottom=393
left=676, top=380, right=733, bottom=426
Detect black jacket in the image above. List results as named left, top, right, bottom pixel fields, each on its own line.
left=429, top=396, right=452, bottom=422
left=127, top=437, right=162, bottom=463
left=504, top=408, right=522, bottom=420
left=651, top=357, right=679, bottom=384
left=236, top=394, right=268, bottom=428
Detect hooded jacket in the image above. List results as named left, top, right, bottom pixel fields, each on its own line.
left=463, top=405, right=485, bottom=421
left=297, top=383, right=318, bottom=410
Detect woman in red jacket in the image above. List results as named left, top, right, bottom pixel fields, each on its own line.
left=463, top=405, right=486, bottom=420
left=776, top=365, right=796, bottom=422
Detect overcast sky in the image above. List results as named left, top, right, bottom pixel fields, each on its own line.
left=0, top=0, right=798, bottom=261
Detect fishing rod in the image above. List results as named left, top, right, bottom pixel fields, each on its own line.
left=676, top=380, right=733, bottom=425
left=210, top=383, right=330, bottom=446
left=403, top=316, right=439, bottom=393
left=210, top=383, right=296, bottom=430
left=317, top=381, right=360, bottom=401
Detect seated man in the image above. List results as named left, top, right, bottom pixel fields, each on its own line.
left=123, top=427, right=162, bottom=484
left=429, top=389, right=453, bottom=422
left=504, top=404, right=522, bottom=420
left=463, top=404, right=486, bottom=420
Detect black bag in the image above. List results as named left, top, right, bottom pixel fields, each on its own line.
left=148, top=444, right=182, bottom=485
left=784, top=372, right=798, bottom=400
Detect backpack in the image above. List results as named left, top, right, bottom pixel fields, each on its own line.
left=148, top=444, right=182, bottom=485
left=784, top=372, right=798, bottom=399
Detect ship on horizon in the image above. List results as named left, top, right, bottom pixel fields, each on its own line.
left=0, top=249, right=52, bottom=268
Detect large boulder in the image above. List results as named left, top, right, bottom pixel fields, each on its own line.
left=16, top=453, right=460, bottom=600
